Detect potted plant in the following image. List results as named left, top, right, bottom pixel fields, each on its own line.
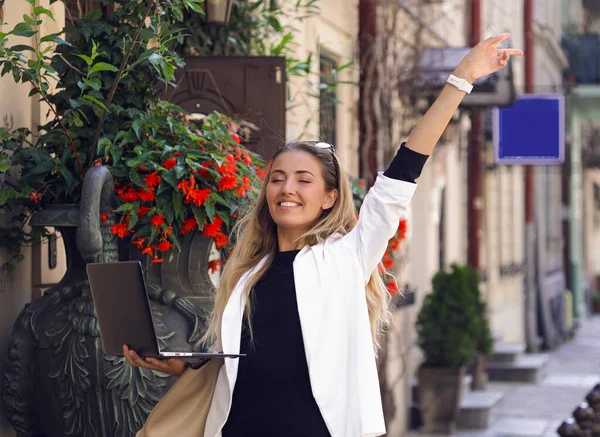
left=415, top=263, right=479, bottom=434
left=0, top=2, right=263, bottom=436
left=0, top=0, right=262, bottom=274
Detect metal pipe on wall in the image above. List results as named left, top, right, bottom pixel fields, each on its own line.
left=523, top=0, right=540, bottom=352
left=467, top=0, right=484, bottom=270
left=358, top=0, right=378, bottom=183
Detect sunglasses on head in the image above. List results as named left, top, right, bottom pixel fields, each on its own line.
left=274, top=141, right=339, bottom=189
left=314, top=142, right=335, bottom=151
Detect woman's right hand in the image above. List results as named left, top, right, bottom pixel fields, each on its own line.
left=123, top=345, right=187, bottom=377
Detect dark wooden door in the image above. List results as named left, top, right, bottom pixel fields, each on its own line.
left=162, top=56, right=286, bottom=160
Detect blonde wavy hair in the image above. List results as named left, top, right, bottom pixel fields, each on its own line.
left=202, top=141, right=392, bottom=353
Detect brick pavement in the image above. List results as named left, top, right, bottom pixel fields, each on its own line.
left=406, top=315, right=600, bottom=437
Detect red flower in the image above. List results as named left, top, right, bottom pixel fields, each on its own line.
left=256, top=161, right=271, bottom=181
left=140, top=165, right=148, bottom=172
left=175, top=152, right=182, bottom=157
left=235, top=175, right=251, bottom=198
left=137, top=189, right=156, bottom=203
left=157, top=241, right=172, bottom=252
left=382, top=252, right=394, bottom=270
left=180, top=217, right=198, bottom=235
left=226, top=154, right=236, bottom=164
left=208, top=259, right=223, bottom=274
left=132, top=237, right=145, bottom=249
left=198, top=161, right=211, bottom=179
left=183, top=114, right=190, bottom=123
left=99, top=212, right=110, bottom=224
left=144, top=172, right=161, bottom=189
left=177, top=176, right=194, bottom=195
left=244, top=153, right=252, bottom=166
left=231, top=211, right=238, bottom=218
left=202, top=217, right=223, bottom=237
left=386, top=281, right=399, bottom=296
left=218, top=175, right=237, bottom=191
left=186, top=188, right=211, bottom=207
left=137, top=206, right=151, bottom=218
left=232, top=133, right=241, bottom=144
left=358, top=180, right=365, bottom=186
left=217, top=163, right=237, bottom=175
left=151, top=256, right=164, bottom=264
left=163, top=158, right=177, bottom=169
left=236, top=185, right=247, bottom=197
left=389, top=237, right=400, bottom=251
left=214, top=232, right=228, bottom=249
left=142, top=246, right=154, bottom=256
left=117, top=187, right=138, bottom=203
left=110, top=223, right=130, bottom=239
left=398, top=218, right=408, bottom=239
left=163, top=226, right=173, bottom=236
left=151, top=214, right=165, bottom=227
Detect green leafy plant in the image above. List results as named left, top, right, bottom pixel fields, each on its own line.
left=179, top=0, right=356, bottom=137
left=416, top=264, right=480, bottom=369
left=99, top=108, right=262, bottom=264
left=0, top=0, right=263, bottom=273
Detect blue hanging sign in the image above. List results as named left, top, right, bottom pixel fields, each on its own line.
left=493, top=94, right=565, bottom=165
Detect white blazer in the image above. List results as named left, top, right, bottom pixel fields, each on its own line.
left=204, top=173, right=417, bottom=437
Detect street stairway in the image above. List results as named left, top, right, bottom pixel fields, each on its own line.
left=407, top=315, right=600, bottom=436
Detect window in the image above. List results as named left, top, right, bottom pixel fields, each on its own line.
left=319, top=53, right=338, bottom=144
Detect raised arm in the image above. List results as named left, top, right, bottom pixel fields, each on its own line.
left=405, top=33, right=523, bottom=156
left=349, top=33, right=523, bottom=278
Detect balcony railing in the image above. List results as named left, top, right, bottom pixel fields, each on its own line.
left=562, top=34, right=600, bottom=85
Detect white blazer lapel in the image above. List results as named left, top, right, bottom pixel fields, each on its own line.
left=220, top=257, right=268, bottom=393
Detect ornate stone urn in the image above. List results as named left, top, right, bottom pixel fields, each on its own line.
left=4, top=166, right=217, bottom=437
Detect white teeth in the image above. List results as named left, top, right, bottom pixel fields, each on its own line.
left=280, top=202, right=299, bottom=207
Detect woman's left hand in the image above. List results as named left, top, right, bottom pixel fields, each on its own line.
left=453, top=33, right=524, bottom=84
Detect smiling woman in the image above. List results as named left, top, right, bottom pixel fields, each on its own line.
left=128, top=33, right=523, bottom=437
left=266, top=143, right=340, bottom=250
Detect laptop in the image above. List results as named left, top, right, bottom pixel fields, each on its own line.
left=86, top=260, right=243, bottom=360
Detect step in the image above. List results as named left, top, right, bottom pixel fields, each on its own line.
left=411, top=374, right=473, bottom=404
left=486, top=353, right=550, bottom=383
left=489, top=342, right=527, bottom=363
left=410, top=391, right=504, bottom=430
left=457, top=391, right=504, bottom=429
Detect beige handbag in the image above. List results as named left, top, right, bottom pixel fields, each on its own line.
left=136, top=358, right=223, bottom=437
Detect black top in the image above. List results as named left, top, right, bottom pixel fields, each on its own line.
left=222, top=249, right=330, bottom=437
left=384, top=142, right=429, bottom=183
left=221, top=144, right=429, bottom=436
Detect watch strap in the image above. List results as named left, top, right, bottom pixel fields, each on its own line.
left=447, top=74, right=473, bottom=94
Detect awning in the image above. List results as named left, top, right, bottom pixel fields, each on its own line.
left=411, top=47, right=517, bottom=108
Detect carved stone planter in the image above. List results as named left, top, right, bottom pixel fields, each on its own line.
left=3, top=166, right=217, bottom=437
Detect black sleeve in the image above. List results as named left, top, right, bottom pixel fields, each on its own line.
left=383, top=142, right=429, bottom=183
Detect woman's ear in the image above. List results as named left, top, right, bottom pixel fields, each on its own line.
left=322, top=189, right=339, bottom=210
